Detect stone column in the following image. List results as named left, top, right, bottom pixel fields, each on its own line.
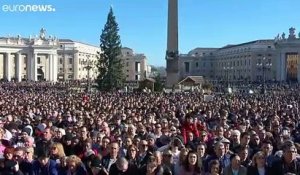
left=64, top=54, right=68, bottom=81
left=31, top=53, right=38, bottom=81
left=16, top=53, right=22, bottom=82
left=4, top=52, right=11, bottom=81
left=73, top=52, right=79, bottom=80
left=49, top=54, right=53, bottom=81
left=53, top=54, right=58, bottom=82
left=26, top=53, right=31, bottom=80
left=44, top=55, right=49, bottom=81
left=281, top=52, right=286, bottom=81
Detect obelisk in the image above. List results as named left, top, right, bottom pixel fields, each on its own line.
left=166, top=0, right=179, bottom=88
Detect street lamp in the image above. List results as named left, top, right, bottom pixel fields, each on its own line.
left=84, top=55, right=93, bottom=93
left=223, top=66, right=233, bottom=91
left=256, top=57, right=272, bottom=94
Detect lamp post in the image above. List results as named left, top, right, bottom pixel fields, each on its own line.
left=256, top=56, right=272, bottom=94
left=223, top=66, right=233, bottom=91
left=84, top=55, right=93, bottom=93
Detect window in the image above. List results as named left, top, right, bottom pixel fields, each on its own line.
left=135, top=75, right=140, bottom=80
left=69, top=58, right=73, bottom=64
left=267, top=46, right=271, bottom=48
left=60, top=58, right=63, bottom=64
left=126, top=62, right=129, bottom=67
left=37, top=57, right=41, bottom=64
left=69, top=68, right=73, bottom=71
left=184, top=62, right=190, bottom=73
left=195, top=62, right=199, bottom=68
left=60, top=68, right=63, bottom=71
left=135, top=62, right=140, bottom=72
left=68, top=75, right=73, bottom=78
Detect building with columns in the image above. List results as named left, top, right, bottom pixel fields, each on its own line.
left=0, top=29, right=152, bottom=83
left=0, top=29, right=59, bottom=82
left=57, top=39, right=99, bottom=81
left=178, top=27, right=300, bottom=83
left=121, top=47, right=151, bottom=82
left=0, top=29, right=100, bottom=82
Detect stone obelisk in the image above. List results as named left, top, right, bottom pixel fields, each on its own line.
left=166, top=0, right=179, bottom=88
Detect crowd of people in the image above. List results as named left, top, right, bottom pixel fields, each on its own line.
left=0, top=82, right=300, bottom=175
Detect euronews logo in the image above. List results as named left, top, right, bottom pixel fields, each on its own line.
left=2, top=4, right=56, bottom=12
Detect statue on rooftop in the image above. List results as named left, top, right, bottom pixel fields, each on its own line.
left=39, top=28, right=46, bottom=40
left=288, top=27, right=296, bottom=39
left=282, top=32, right=286, bottom=40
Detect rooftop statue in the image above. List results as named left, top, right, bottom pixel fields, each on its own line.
left=288, top=27, right=296, bottom=39
left=39, top=28, right=46, bottom=40
left=282, top=32, right=286, bottom=40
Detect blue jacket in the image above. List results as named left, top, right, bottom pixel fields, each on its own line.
left=33, top=159, right=58, bottom=175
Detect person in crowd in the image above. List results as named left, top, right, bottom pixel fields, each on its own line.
left=0, top=128, right=7, bottom=156
left=161, top=150, right=175, bottom=175
left=137, top=139, right=151, bottom=168
left=65, top=155, right=87, bottom=175
left=223, top=154, right=247, bottom=175
left=204, top=142, right=230, bottom=173
left=142, top=154, right=164, bottom=175
left=0, top=147, right=23, bottom=175
left=35, top=127, right=54, bottom=157
left=247, top=151, right=271, bottom=175
left=98, top=136, right=110, bottom=158
left=197, top=142, right=208, bottom=171
left=204, top=159, right=221, bottom=175
left=182, top=115, right=199, bottom=145
left=125, top=144, right=139, bottom=168
left=109, top=157, right=137, bottom=175
left=32, top=151, right=58, bottom=175
left=237, top=145, right=252, bottom=168
left=270, top=141, right=300, bottom=175
left=20, top=147, right=35, bottom=175
left=260, top=140, right=277, bottom=167
left=50, top=142, right=66, bottom=163
left=174, top=148, right=190, bottom=174
left=101, top=141, right=119, bottom=173
left=179, top=150, right=202, bottom=175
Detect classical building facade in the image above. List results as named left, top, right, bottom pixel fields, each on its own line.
left=0, top=29, right=59, bottom=82
left=121, top=47, right=151, bottom=82
left=0, top=29, right=100, bottom=82
left=179, top=27, right=300, bottom=83
left=57, top=39, right=99, bottom=81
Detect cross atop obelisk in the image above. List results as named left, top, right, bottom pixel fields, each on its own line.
left=166, top=0, right=179, bottom=88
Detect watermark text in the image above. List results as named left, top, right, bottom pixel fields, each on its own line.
left=2, top=4, right=56, bottom=12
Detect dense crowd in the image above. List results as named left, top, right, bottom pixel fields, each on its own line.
left=0, top=82, right=300, bottom=175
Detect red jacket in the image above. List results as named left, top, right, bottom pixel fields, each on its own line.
left=182, top=122, right=200, bottom=144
